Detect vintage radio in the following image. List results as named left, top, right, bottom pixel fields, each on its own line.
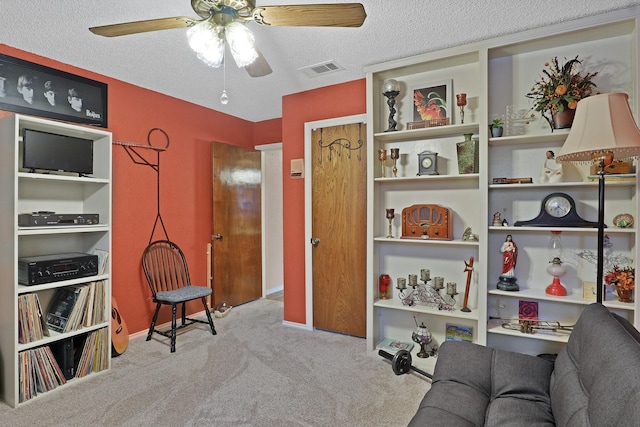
left=401, top=204, right=453, bottom=240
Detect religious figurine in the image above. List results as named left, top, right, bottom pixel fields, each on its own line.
left=492, top=211, right=502, bottom=227
left=497, top=234, right=519, bottom=291
left=539, top=150, right=563, bottom=183
left=462, top=226, right=479, bottom=242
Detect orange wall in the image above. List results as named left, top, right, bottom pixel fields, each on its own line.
left=254, top=118, right=283, bottom=145
left=0, top=43, right=365, bottom=333
left=281, top=80, right=366, bottom=324
left=0, top=45, right=282, bottom=335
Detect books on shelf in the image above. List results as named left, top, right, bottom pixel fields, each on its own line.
left=20, top=326, right=110, bottom=401
left=93, top=249, right=109, bottom=275
left=46, top=281, right=107, bottom=333
left=376, top=338, right=414, bottom=355
left=18, top=346, right=67, bottom=403
left=76, top=328, right=109, bottom=378
left=18, top=293, right=50, bottom=343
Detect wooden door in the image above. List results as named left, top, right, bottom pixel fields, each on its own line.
left=311, top=122, right=367, bottom=337
left=211, top=141, right=262, bottom=307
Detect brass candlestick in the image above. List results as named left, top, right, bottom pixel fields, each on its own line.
left=390, top=148, right=399, bottom=177
left=386, top=208, right=395, bottom=238
left=378, top=149, right=387, bottom=177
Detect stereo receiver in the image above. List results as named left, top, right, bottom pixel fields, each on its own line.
left=18, top=252, right=99, bottom=286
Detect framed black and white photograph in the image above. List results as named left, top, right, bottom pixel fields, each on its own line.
left=0, top=53, right=107, bottom=127
left=412, top=79, right=452, bottom=123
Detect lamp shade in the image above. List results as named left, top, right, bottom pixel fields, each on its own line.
left=556, top=93, right=640, bottom=162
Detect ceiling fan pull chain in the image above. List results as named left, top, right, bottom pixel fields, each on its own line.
left=220, top=57, right=229, bottom=105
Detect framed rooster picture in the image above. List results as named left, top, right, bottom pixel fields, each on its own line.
left=412, top=80, right=452, bottom=123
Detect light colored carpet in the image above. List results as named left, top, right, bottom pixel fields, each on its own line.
left=0, top=298, right=429, bottom=426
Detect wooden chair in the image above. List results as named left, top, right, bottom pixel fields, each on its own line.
left=142, top=240, right=216, bottom=352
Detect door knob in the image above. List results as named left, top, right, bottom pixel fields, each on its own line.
left=213, top=234, right=223, bottom=240
left=310, top=237, right=320, bottom=247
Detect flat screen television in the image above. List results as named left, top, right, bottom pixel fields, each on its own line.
left=22, top=129, right=93, bottom=175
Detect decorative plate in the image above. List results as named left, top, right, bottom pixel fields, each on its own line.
left=613, top=213, right=634, bottom=228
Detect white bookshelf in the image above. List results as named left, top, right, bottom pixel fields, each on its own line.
left=0, top=114, right=112, bottom=407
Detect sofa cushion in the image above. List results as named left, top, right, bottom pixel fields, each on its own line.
left=409, top=341, right=554, bottom=426
left=550, top=303, right=640, bottom=426
left=485, top=348, right=555, bottom=425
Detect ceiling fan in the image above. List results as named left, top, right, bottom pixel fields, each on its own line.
left=89, top=0, right=367, bottom=78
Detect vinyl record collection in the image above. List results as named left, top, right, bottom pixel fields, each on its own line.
left=17, top=280, right=109, bottom=402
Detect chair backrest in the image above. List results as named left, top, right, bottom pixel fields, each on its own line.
left=142, top=240, right=192, bottom=296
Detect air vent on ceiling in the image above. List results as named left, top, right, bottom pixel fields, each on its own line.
left=298, top=60, right=345, bottom=78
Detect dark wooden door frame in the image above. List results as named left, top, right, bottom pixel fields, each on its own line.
left=303, top=114, right=367, bottom=330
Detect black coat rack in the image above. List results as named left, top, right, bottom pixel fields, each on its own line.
left=113, top=128, right=170, bottom=244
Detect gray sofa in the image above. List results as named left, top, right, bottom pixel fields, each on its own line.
left=408, top=303, right=640, bottom=426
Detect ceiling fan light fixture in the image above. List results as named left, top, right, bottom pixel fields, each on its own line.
left=196, top=50, right=224, bottom=68
left=225, top=21, right=258, bottom=68
left=187, top=20, right=225, bottom=67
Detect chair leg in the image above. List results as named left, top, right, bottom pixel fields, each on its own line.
left=181, top=302, right=187, bottom=326
left=170, top=303, right=177, bottom=353
left=201, top=297, right=217, bottom=335
left=147, top=303, right=162, bottom=341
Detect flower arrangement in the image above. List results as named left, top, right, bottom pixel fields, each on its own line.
left=604, top=265, right=635, bottom=291
left=526, top=56, right=598, bottom=128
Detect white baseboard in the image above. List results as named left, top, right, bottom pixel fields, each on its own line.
left=282, top=319, right=313, bottom=330
left=266, top=285, right=283, bottom=295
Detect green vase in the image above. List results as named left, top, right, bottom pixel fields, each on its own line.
left=456, top=133, right=479, bottom=174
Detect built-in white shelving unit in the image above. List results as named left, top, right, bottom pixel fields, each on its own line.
left=366, top=7, right=639, bottom=371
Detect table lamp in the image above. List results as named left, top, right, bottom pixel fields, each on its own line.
left=556, top=93, right=640, bottom=302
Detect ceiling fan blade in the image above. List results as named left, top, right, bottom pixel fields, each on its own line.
left=254, top=3, right=366, bottom=27
left=89, top=16, right=200, bottom=37
left=245, top=48, right=273, bottom=78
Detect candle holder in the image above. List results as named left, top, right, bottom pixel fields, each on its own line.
left=456, top=93, right=467, bottom=124
left=446, top=282, right=458, bottom=297
left=378, top=149, right=387, bottom=177
left=390, top=148, right=400, bottom=177
left=433, top=277, right=444, bottom=291
left=383, top=79, right=400, bottom=132
left=396, top=277, right=407, bottom=291
left=385, top=208, right=395, bottom=238
left=446, top=282, right=459, bottom=305
left=408, top=274, right=418, bottom=288
left=420, top=269, right=430, bottom=284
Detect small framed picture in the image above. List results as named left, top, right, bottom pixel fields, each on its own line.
left=519, top=300, right=539, bottom=325
left=445, top=323, right=473, bottom=342
left=411, top=79, right=452, bottom=122
left=583, top=281, right=597, bottom=302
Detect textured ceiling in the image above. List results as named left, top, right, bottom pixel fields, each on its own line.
left=1, top=1, right=639, bottom=122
